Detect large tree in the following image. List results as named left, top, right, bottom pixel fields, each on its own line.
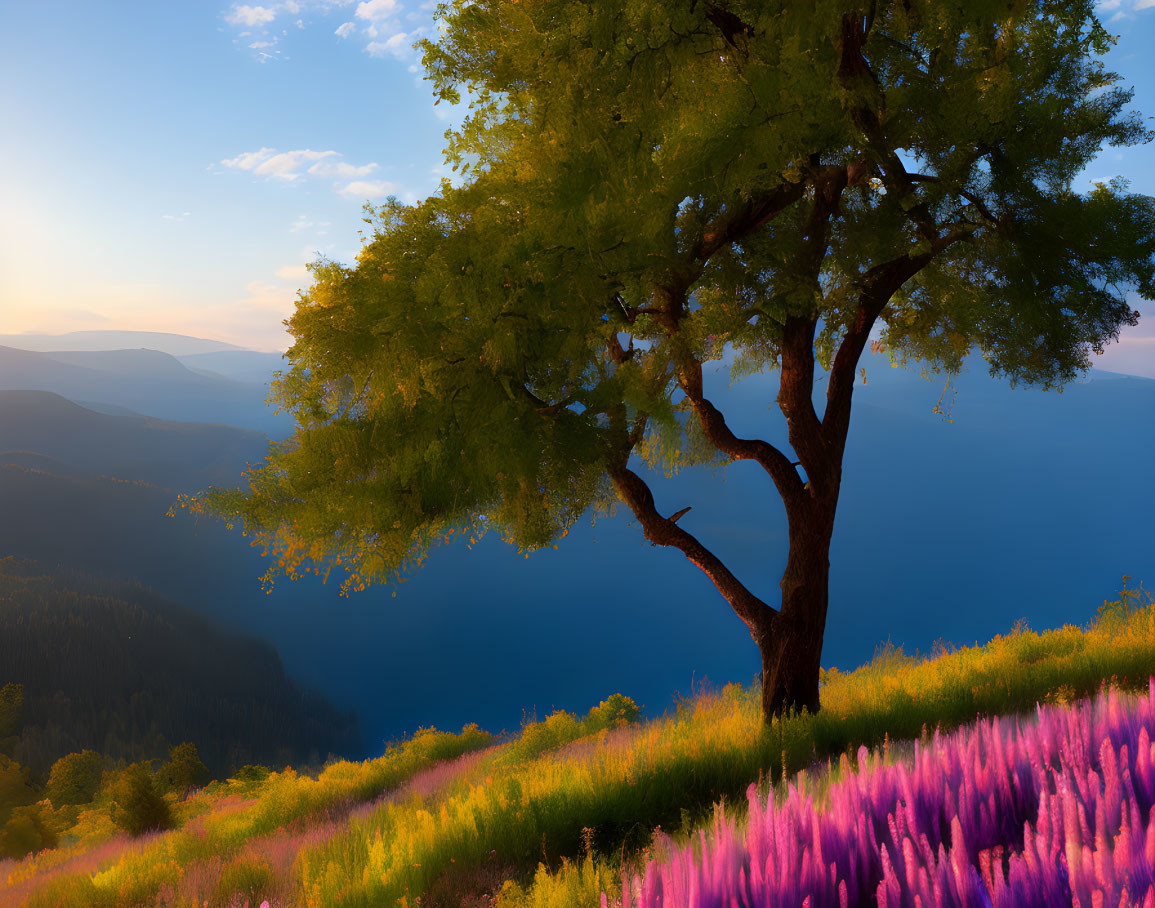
left=198, top=0, right=1155, bottom=721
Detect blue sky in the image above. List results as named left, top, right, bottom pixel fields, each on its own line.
left=0, top=0, right=1153, bottom=375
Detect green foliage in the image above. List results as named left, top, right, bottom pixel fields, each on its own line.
left=194, top=0, right=1155, bottom=607
left=504, top=695, right=642, bottom=764
left=108, top=763, right=172, bottom=837
left=158, top=742, right=210, bottom=797
left=46, top=750, right=103, bottom=807
left=0, top=803, right=57, bottom=860
left=0, top=754, right=35, bottom=824
left=229, top=763, right=271, bottom=789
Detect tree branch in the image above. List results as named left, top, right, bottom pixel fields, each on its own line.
left=689, top=179, right=810, bottom=267
left=610, top=463, right=774, bottom=634
left=822, top=228, right=974, bottom=453
left=906, top=173, right=1000, bottom=226
left=778, top=315, right=830, bottom=493
left=677, top=359, right=805, bottom=505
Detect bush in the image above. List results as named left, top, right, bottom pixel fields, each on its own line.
left=109, top=763, right=172, bottom=836
left=583, top=694, right=640, bottom=734
left=159, top=742, right=210, bottom=797
left=230, top=764, right=271, bottom=787
left=0, top=754, right=35, bottom=824
left=0, top=803, right=57, bottom=859
left=46, top=750, right=103, bottom=807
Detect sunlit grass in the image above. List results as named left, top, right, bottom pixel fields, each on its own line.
left=6, top=582, right=1155, bottom=906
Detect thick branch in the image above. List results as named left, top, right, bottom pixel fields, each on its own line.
left=823, top=228, right=974, bottom=452
left=678, top=359, right=805, bottom=505
left=778, top=315, right=831, bottom=494
left=610, top=463, right=773, bottom=633
left=689, top=179, right=810, bottom=267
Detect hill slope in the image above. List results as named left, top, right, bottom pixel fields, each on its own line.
left=0, top=346, right=290, bottom=435
left=0, top=391, right=268, bottom=490
left=0, top=557, right=361, bottom=776
left=0, top=331, right=245, bottom=356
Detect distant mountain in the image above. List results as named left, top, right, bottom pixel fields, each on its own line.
left=1, top=346, right=1152, bottom=755
left=0, top=331, right=246, bottom=356
left=0, top=346, right=291, bottom=436
left=0, top=391, right=268, bottom=490
left=177, top=350, right=286, bottom=385
left=0, top=557, right=360, bottom=776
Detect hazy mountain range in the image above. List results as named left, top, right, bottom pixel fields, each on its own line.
left=1, top=330, right=1152, bottom=754
left=0, top=342, right=290, bottom=436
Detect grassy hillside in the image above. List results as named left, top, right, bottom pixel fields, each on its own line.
left=3, top=581, right=1154, bottom=906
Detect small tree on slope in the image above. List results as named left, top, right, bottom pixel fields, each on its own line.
left=196, top=1, right=1155, bottom=722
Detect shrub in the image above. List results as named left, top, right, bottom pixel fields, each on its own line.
left=46, top=750, right=103, bottom=807
left=0, top=804, right=57, bottom=860
left=109, top=764, right=172, bottom=837
left=159, top=742, right=210, bottom=797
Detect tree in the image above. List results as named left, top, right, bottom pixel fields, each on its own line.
left=46, top=750, right=103, bottom=808
left=158, top=742, right=210, bottom=798
left=194, top=0, right=1155, bottom=721
left=108, top=763, right=171, bottom=837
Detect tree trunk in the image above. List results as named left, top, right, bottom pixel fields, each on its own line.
left=756, top=505, right=835, bottom=720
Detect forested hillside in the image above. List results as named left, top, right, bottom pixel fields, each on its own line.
left=0, top=558, right=360, bottom=777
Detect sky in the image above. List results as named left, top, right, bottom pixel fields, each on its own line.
left=0, top=0, right=1154, bottom=375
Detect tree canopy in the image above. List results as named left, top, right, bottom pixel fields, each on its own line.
left=197, top=0, right=1155, bottom=716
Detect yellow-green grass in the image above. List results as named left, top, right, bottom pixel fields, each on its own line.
left=6, top=725, right=492, bottom=907
left=299, top=591, right=1155, bottom=907
left=8, top=584, right=1155, bottom=907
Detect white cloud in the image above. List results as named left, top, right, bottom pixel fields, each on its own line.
left=289, top=214, right=315, bottom=232
left=221, top=147, right=339, bottom=181
left=161, top=211, right=192, bottom=222
left=366, top=31, right=409, bottom=58
left=355, top=0, right=399, bottom=21
left=225, top=4, right=277, bottom=26
left=1098, top=0, right=1155, bottom=16
left=338, top=179, right=397, bottom=199
left=249, top=39, right=277, bottom=48
left=335, top=20, right=356, bottom=37
left=308, top=159, right=378, bottom=179
left=223, top=148, right=392, bottom=198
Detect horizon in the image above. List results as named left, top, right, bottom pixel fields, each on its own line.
left=0, top=1, right=1150, bottom=375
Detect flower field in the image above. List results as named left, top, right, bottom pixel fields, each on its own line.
left=7, top=585, right=1155, bottom=906
left=617, top=684, right=1155, bottom=908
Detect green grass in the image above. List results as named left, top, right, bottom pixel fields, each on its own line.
left=6, top=581, right=1155, bottom=907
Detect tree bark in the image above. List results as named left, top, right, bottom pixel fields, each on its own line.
left=756, top=503, right=836, bottom=718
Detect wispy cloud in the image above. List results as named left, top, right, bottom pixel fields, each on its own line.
left=221, top=147, right=395, bottom=200
left=366, top=31, right=411, bottom=58
left=221, top=147, right=339, bottom=181
left=309, top=159, right=378, bottom=179
left=1097, top=0, right=1155, bottom=21
left=161, top=211, right=192, bottom=222
left=221, top=0, right=428, bottom=62
left=337, top=179, right=397, bottom=199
